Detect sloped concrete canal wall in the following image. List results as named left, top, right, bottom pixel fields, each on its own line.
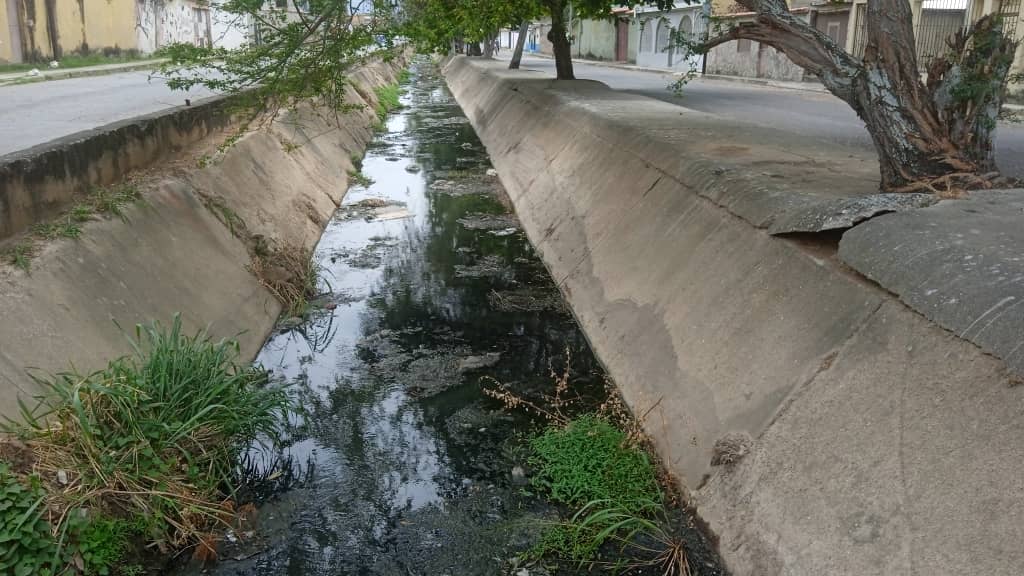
left=0, top=57, right=406, bottom=417
left=443, top=55, right=1024, bottom=576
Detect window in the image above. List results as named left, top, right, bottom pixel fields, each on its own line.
left=737, top=38, right=751, bottom=52
left=679, top=15, right=693, bottom=41
left=655, top=20, right=671, bottom=53
left=826, top=21, right=841, bottom=43
left=643, top=19, right=656, bottom=53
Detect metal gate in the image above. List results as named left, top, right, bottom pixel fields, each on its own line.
left=851, top=0, right=1020, bottom=69
left=916, top=0, right=970, bottom=69
left=1000, top=0, right=1022, bottom=39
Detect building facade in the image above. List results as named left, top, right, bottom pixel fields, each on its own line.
left=634, top=4, right=708, bottom=72
left=0, top=0, right=251, bottom=64
left=705, top=0, right=1023, bottom=93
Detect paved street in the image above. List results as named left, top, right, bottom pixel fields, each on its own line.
left=516, top=56, right=1024, bottom=180
left=0, top=71, right=214, bottom=156
left=2, top=57, right=1022, bottom=181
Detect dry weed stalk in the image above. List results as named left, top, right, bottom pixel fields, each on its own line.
left=250, top=242, right=322, bottom=316
left=481, top=348, right=581, bottom=425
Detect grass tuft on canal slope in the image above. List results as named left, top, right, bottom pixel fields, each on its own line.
left=374, top=84, right=402, bottom=122
left=529, top=415, right=662, bottom=513
left=0, top=315, right=295, bottom=573
left=501, top=385, right=692, bottom=574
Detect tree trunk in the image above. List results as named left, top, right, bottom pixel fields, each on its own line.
left=546, top=0, right=575, bottom=79
left=483, top=32, right=494, bottom=58
left=510, top=22, right=529, bottom=70
left=701, top=0, right=1017, bottom=192
left=467, top=41, right=482, bottom=56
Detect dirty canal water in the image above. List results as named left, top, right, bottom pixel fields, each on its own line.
left=180, top=60, right=724, bottom=576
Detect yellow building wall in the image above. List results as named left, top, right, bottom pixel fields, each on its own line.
left=81, top=0, right=138, bottom=53
left=18, top=0, right=138, bottom=60
left=0, top=4, right=12, bottom=62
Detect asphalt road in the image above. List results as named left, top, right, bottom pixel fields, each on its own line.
left=2, top=58, right=1022, bottom=181
left=0, top=71, right=215, bottom=156
left=516, top=56, right=1024, bottom=180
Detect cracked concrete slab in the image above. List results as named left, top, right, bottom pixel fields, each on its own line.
left=769, top=192, right=938, bottom=234
left=839, top=190, right=1024, bottom=377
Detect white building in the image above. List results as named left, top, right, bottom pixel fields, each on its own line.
left=634, top=3, right=708, bottom=72
left=136, top=0, right=253, bottom=53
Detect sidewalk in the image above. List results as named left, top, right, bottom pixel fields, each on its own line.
left=511, top=51, right=830, bottom=94
left=0, top=59, right=167, bottom=87
left=512, top=52, right=1024, bottom=110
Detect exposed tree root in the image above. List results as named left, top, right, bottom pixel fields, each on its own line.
left=890, top=171, right=1019, bottom=198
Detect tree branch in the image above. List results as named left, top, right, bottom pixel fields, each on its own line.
left=701, top=0, right=862, bottom=102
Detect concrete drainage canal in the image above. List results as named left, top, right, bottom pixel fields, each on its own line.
left=176, top=60, right=727, bottom=576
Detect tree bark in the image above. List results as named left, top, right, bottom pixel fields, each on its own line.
left=701, top=0, right=1017, bottom=192
left=510, top=22, right=529, bottom=70
left=545, top=0, right=575, bottom=79
left=483, top=32, right=495, bottom=58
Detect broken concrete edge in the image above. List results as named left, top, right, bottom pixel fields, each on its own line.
left=444, top=54, right=1024, bottom=575
left=0, top=53, right=410, bottom=419
left=766, top=192, right=939, bottom=235
left=838, top=189, right=1024, bottom=378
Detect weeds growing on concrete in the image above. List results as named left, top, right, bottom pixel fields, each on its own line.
left=86, top=183, right=141, bottom=221
left=31, top=219, right=82, bottom=240
left=1, top=182, right=143, bottom=272
left=3, top=242, right=34, bottom=272
left=484, top=356, right=691, bottom=574
left=347, top=169, right=375, bottom=188
left=523, top=417, right=693, bottom=574
left=0, top=316, right=295, bottom=570
left=530, top=415, right=662, bottom=514
left=250, top=243, right=325, bottom=317
left=373, top=84, right=402, bottom=122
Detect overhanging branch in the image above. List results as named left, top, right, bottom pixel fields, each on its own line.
left=700, top=0, right=862, bottom=102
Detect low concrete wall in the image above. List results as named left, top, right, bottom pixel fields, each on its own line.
left=443, top=56, right=1024, bottom=575
left=0, top=96, right=236, bottom=242
left=0, top=56, right=406, bottom=417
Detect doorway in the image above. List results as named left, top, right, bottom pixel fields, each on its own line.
left=615, top=18, right=629, bottom=62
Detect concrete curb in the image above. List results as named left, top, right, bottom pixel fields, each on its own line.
left=0, top=59, right=167, bottom=87
left=514, top=51, right=677, bottom=76
left=698, top=72, right=828, bottom=93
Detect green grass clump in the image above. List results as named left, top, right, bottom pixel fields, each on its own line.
left=31, top=219, right=82, bottom=240
left=87, top=183, right=141, bottom=221
left=373, top=83, right=402, bottom=121
left=66, top=515, right=139, bottom=575
left=529, top=415, right=662, bottom=513
left=347, top=169, right=375, bottom=188
left=527, top=415, right=671, bottom=568
left=3, top=242, right=34, bottom=272
left=0, top=464, right=57, bottom=575
left=5, top=315, right=295, bottom=555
